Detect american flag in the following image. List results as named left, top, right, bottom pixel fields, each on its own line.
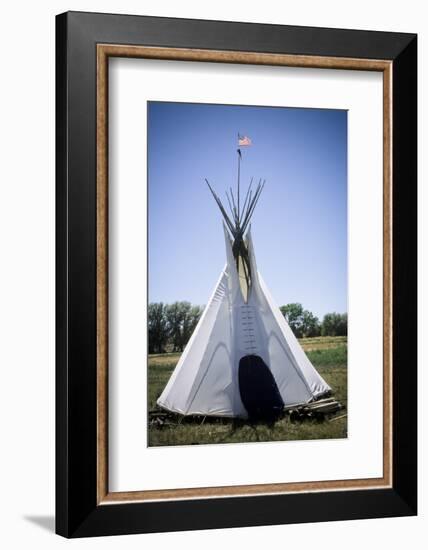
left=238, top=135, right=252, bottom=146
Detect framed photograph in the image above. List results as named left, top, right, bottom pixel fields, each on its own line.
left=56, top=11, right=417, bottom=538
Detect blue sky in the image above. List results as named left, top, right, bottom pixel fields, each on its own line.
left=148, top=101, right=347, bottom=320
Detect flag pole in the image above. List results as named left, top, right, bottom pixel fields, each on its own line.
left=237, top=134, right=241, bottom=225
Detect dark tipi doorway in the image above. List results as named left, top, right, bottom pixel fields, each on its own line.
left=238, top=354, right=284, bottom=421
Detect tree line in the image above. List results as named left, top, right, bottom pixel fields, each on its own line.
left=148, top=301, right=347, bottom=354
left=279, top=303, right=347, bottom=338
left=148, top=302, right=204, bottom=354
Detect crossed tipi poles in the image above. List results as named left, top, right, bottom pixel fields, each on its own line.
left=205, top=135, right=264, bottom=297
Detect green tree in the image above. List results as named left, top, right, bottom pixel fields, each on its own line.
left=148, top=302, right=168, bottom=353
left=165, top=301, right=204, bottom=352
left=321, top=312, right=347, bottom=336
left=301, top=310, right=321, bottom=337
left=337, top=313, right=348, bottom=336
left=280, top=303, right=304, bottom=337
left=149, top=301, right=204, bottom=354
left=165, top=302, right=185, bottom=352
left=280, top=303, right=322, bottom=338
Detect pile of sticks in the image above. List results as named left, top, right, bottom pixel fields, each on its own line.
left=148, top=410, right=177, bottom=428
left=149, top=398, right=346, bottom=427
left=285, top=397, right=345, bottom=422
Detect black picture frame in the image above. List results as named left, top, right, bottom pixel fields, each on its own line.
left=56, top=11, right=417, bottom=538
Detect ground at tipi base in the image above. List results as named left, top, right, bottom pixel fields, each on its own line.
left=148, top=336, right=347, bottom=447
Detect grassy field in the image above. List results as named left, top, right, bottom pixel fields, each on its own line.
left=148, top=336, right=347, bottom=447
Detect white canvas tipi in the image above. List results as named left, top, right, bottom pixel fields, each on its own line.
left=157, top=146, right=331, bottom=419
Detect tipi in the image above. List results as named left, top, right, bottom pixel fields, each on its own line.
left=157, top=140, right=331, bottom=419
